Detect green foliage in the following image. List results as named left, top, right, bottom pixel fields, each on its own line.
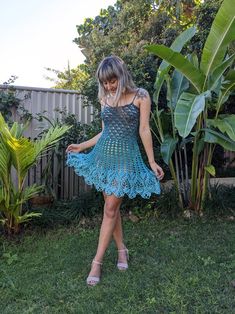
left=0, top=113, right=71, bottom=234
left=0, top=77, right=20, bottom=121
left=31, top=188, right=104, bottom=227
left=155, top=185, right=181, bottom=218
left=204, top=184, right=235, bottom=216
left=45, top=63, right=89, bottom=92
left=146, top=0, right=235, bottom=212
left=191, top=0, right=223, bottom=54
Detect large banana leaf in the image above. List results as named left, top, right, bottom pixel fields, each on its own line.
left=208, top=53, right=235, bottom=90
left=200, top=0, right=235, bottom=85
left=160, top=135, right=178, bottom=165
left=204, top=128, right=235, bottom=151
left=146, top=45, right=205, bottom=93
left=147, top=27, right=196, bottom=102
left=170, top=69, right=189, bottom=108
left=174, top=92, right=206, bottom=138
left=207, top=115, right=235, bottom=141
left=216, top=70, right=235, bottom=112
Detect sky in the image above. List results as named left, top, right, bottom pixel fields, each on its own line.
left=1, top=0, right=116, bottom=88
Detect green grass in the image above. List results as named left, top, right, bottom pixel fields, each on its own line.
left=0, top=217, right=235, bottom=314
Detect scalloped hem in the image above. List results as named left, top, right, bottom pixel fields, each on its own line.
left=67, top=155, right=161, bottom=199
left=81, top=174, right=160, bottom=199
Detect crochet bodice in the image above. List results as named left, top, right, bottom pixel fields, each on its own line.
left=101, top=103, right=139, bottom=140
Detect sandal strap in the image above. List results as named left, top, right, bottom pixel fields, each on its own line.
left=92, top=260, right=102, bottom=265
left=117, top=262, right=128, bottom=268
left=87, top=276, right=100, bottom=282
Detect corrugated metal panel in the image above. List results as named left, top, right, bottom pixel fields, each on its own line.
left=0, top=85, right=94, bottom=138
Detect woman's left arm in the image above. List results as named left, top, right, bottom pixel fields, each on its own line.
left=138, top=89, right=164, bottom=181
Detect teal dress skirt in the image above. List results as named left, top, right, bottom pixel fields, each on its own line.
left=66, top=102, right=160, bottom=199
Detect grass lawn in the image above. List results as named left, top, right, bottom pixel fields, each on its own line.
left=0, top=216, right=235, bottom=314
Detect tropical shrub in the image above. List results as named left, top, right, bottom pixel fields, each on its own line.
left=0, top=113, right=71, bottom=234
left=146, top=0, right=235, bottom=213
left=0, top=77, right=20, bottom=122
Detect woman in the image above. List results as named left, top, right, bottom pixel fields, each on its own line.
left=66, top=55, right=164, bottom=286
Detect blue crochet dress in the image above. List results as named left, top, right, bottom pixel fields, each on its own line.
left=66, top=96, right=161, bottom=199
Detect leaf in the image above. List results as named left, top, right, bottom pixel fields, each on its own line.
left=160, top=135, right=178, bottom=165
left=20, top=184, right=44, bottom=202
left=188, top=52, right=199, bottom=69
left=146, top=45, right=205, bottom=93
left=4, top=124, right=71, bottom=179
left=208, top=53, right=235, bottom=90
left=174, top=92, right=206, bottom=138
left=170, top=69, right=189, bottom=108
left=200, top=0, right=235, bottom=85
left=0, top=141, right=11, bottom=188
left=204, top=128, right=235, bottom=151
left=16, top=212, right=42, bottom=223
left=207, top=115, right=235, bottom=141
left=205, top=165, right=216, bottom=176
left=193, top=137, right=205, bottom=156
left=217, top=70, right=235, bottom=112
left=147, top=27, right=196, bottom=103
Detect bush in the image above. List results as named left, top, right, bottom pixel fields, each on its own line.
left=204, top=184, right=235, bottom=217
left=30, top=188, right=104, bottom=228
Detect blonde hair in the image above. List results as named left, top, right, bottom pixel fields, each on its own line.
left=96, top=55, right=136, bottom=106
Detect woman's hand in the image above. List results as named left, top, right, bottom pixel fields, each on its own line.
left=66, top=143, right=84, bottom=153
left=149, top=161, right=164, bottom=181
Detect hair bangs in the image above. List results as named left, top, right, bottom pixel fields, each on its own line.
left=97, top=63, right=117, bottom=83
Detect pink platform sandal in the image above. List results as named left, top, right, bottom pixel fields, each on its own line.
left=117, top=247, right=129, bottom=271
left=86, top=260, right=102, bottom=286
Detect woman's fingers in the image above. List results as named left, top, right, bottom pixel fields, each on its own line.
left=66, top=144, right=75, bottom=153
left=156, top=166, right=164, bottom=180
left=66, top=145, right=72, bottom=152
left=66, top=144, right=81, bottom=153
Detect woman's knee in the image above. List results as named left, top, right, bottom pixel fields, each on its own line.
left=104, top=202, right=119, bottom=219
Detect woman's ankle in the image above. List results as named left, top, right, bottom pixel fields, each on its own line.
left=117, top=242, right=126, bottom=251
left=93, top=255, right=103, bottom=264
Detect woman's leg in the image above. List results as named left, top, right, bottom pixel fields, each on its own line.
left=103, top=193, right=124, bottom=250
left=87, top=194, right=123, bottom=280
left=103, top=193, right=128, bottom=265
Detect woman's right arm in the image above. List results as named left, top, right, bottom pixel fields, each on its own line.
left=66, top=118, right=105, bottom=153
left=66, top=130, right=102, bottom=153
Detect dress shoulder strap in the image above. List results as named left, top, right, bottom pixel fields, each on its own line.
left=131, top=88, right=140, bottom=103
left=100, top=98, right=106, bottom=110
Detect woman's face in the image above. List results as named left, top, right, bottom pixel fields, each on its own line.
left=103, top=77, right=118, bottom=95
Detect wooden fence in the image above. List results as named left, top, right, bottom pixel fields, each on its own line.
left=26, top=146, right=90, bottom=201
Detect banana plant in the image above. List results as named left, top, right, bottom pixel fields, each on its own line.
left=0, top=113, right=71, bottom=234
left=146, top=0, right=235, bottom=212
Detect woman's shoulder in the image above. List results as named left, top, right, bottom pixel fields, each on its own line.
left=134, top=87, right=150, bottom=101
left=100, top=97, right=106, bottom=107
